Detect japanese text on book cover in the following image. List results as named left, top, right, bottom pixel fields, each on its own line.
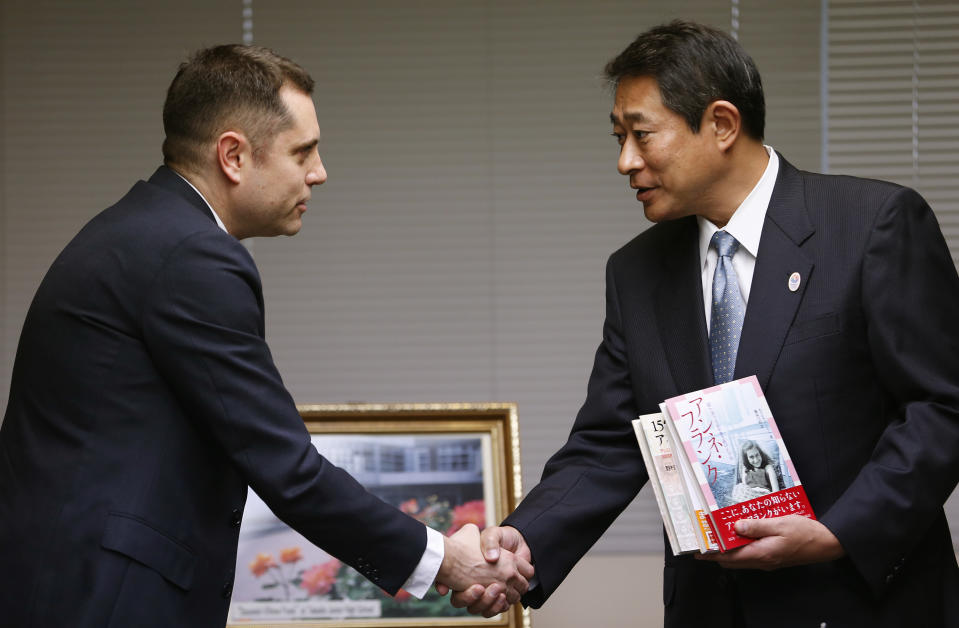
left=661, top=375, right=815, bottom=551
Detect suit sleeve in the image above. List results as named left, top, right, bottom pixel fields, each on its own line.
left=139, top=230, right=425, bottom=594
left=818, top=186, right=959, bottom=596
left=504, top=256, right=648, bottom=607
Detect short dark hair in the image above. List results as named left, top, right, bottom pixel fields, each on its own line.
left=604, top=20, right=765, bottom=140
left=162, top=44, right=315, bottom=171
left=741, top=440, right=772, bottom=470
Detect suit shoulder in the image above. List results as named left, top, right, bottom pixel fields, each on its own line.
left=123, top=179, right=225, bottom=232
left=86, top=180, right=244, bottom=257
left=797, top=169, right=924, bottom=212
left=771, top=164, right=940, bottom=265
left=54, top=179, right=255, bottom=296
left=608, top=218, right=694, bottom=268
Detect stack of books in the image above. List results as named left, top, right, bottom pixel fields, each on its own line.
left=633, top=375, right=816, bottom=554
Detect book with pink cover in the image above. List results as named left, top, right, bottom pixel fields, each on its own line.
left=661, top=375, right=816, bottom=551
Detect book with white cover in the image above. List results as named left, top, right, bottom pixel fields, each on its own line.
left=632, top=413, right=700, bottom=555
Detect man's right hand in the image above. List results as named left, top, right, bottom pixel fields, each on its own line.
left=440, top=525, right=533, bottom=617
left=434, top=524, right=533, bottom=617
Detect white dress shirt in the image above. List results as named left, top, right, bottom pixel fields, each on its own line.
left=698, top=147, right=780, bottom=334
left=173, top=170, right=444, bottom=598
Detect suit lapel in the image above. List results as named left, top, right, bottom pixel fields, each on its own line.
left=734, top=156, right=815, bottom=390
left=654, top=217, right=713, bottom=395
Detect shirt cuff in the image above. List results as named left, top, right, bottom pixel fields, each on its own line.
left=401, top=526, right=445, bottom=599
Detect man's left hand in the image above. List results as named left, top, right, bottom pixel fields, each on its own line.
left=696, top=515, right=844, bottom=570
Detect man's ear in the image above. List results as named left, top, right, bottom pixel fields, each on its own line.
left=704, top=100, right=741, bottom=152
left=216, top=131, right=249, bottom=184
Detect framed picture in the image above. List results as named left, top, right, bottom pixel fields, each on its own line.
left=227, top=403, right=530, bottom=628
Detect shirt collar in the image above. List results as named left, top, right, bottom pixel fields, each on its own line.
left=698, top=146, right=779, bottom=266
left=172, top=171, right=229, bottom=234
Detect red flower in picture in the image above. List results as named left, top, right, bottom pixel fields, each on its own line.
left=300, top=558, right=342, bottom=596
left=392, top=588, right=412, bottom=602
left=447, top=500, right=486, bottom=535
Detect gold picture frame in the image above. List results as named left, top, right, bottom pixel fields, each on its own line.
left=227, top=402, right=530, bottom=628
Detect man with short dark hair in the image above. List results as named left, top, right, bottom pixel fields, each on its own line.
left=0, top=44, right=531, bottom=628
left=453, top=20, right=959, bottom=626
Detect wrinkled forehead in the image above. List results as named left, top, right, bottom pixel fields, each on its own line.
left=609, top=75, right=666, bottom=124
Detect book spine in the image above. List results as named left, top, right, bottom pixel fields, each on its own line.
left=638, top=414, right=702, bottom=554
left=695, top=509, right=720, bottom=552
left=632, top=416, right=683, bottom=555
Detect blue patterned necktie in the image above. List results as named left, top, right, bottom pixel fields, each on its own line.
left=709, top=231, right=745, bottom=384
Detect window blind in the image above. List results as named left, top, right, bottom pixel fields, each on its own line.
left=828, top=0, right=959, bottom=263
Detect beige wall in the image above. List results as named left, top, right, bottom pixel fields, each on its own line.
left=532, top=554, right=663, bottom=627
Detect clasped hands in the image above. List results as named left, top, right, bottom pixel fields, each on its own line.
left=434, top=525, right=532, bottom=617
left=434, top=524, right=533, bottom=617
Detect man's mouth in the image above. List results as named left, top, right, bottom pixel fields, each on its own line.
left=633, top=186, right=656, bottom=201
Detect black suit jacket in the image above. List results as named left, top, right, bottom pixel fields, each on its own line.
left=504, top=156, right=959, bottom=627
left=0, top=167, right=426, bottom=628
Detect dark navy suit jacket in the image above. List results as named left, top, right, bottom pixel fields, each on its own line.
left=0, top=167, right=426, bottom=628
left=505, top=156, right=959, bottom=627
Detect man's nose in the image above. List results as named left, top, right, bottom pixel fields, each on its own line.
left=308, top=156, right=327, bottom=186
left=617, top=143, right=644, bottom=176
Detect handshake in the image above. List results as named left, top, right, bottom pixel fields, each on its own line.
left=434, top=524, right=532, bottom=617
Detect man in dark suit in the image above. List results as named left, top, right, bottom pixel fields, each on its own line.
left=450, top=20, right=959, bottom=626
left=0, top=44, right=531, bottom=628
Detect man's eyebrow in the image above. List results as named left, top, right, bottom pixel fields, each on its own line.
left=291, top=138, right=319, bottom=154
left=610, top=111, right=647, bottom=125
